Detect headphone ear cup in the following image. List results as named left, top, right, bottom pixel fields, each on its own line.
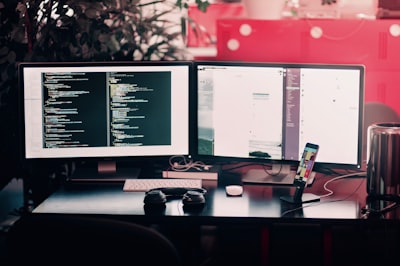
left=182, top=190, right=206, bottom=208
left=144, top=189, right=167, bottom=206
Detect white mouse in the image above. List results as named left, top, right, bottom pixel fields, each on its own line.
left=225, top=185, right=243, bottom=197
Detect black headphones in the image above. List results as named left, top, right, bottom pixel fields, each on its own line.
left=144, top=187, right=207, bottom=210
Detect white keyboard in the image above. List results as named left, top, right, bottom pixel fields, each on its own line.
left=123, top=178, right=202, bottom=192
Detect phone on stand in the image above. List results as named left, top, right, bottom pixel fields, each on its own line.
left=294, top=142, right=319, bottom=185
left=280, top=143, right=320, bottom=204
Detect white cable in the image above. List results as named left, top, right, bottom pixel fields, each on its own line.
left=281, top=171, right=366, bottom=217
left=319, top=171, right=367, bottom=199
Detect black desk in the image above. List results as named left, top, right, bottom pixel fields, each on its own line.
left=32, top=179, right=367, bottom=266
left=32, top=181, right=360, bottom=220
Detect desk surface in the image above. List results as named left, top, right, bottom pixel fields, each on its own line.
left=33, top=179, right=361, bottom=223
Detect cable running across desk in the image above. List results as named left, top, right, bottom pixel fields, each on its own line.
left=123, top=178, right=202, bottom=192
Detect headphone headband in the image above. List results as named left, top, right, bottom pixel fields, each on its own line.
left=146, top=187, right=207, bottom=197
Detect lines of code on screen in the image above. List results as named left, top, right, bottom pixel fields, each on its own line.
left=42, top=71, right=172, bottom=149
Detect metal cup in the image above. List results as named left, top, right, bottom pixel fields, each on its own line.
left=367, top=123, right=400, bottom=197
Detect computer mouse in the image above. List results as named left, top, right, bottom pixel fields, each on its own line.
left=225, top=185, right=243, bottom=197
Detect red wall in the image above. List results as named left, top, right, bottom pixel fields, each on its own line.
left=215, top=18, right=400, bottom=115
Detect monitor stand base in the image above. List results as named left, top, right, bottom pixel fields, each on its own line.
left=280, top=185, right=320, bottom=204
left=280, top=193, right=321, bottom=204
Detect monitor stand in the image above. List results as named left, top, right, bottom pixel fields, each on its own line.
left=66, top=160, right=141, bottom=182
left=280, top=183, right=320, bottom=204
left=241, top=164, right=296, bottom=185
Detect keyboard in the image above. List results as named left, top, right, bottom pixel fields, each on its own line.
left=123, top=178, right=202, bottom=192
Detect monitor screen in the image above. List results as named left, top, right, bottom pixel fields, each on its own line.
left=195, top=61, right=365, bottom=173
left=19, top=61, right=193, bottom=175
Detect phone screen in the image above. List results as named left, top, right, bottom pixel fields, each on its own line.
left=294, top=143, right=319, bottom=184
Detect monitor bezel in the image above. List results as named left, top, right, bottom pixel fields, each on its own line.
left=18, top=60, right=196, bottom=166
left=192, top=60, right=365, bottom=170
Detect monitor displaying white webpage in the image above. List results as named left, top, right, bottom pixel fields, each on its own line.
left=196, top=62, right=363, bottom=167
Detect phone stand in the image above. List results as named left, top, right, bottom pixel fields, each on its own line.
left=280, top=183, right=320, bottom=204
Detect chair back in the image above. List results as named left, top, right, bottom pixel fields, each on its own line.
left=5, top=213, right=182, bottom=266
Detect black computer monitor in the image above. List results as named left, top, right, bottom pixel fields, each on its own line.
left=194, top=61, right=365, bottom=184
left=19, top=61, right=194, bottom=180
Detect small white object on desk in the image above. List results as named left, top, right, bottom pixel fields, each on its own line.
left=225, top=185, right=243, bottom=197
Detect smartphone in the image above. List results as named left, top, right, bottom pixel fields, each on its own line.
left=294, top=143, right=319, bottom=185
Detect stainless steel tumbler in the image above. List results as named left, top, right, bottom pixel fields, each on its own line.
left=367, top=123, right=400, bottom=197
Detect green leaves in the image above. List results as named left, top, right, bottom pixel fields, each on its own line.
left=194, top=0, right=210, bottom=12
left=175, top=0, right=210, bottom=12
